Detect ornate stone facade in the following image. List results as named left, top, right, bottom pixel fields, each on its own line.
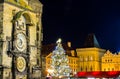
left=0, top=0, right=43, bottom=79
left=101, top=50, right=120, bottom=71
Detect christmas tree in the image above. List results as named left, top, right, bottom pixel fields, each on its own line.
left=49, top=38, right=71, bottom=78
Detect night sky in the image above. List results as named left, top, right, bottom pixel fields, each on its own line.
left=41, top=0, right=120, bottom=52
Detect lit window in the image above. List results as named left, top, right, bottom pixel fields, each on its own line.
left=111, top=59, right=112, bottom=62
left=105, top=60, right=107, bottom=62
left=90, top=56, right=93, bottom=61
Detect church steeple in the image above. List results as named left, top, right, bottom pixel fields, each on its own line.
left=84, top=33, right=100, bottom=48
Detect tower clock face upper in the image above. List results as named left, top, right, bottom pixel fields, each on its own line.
left=16, top=33, right=26, bottom=52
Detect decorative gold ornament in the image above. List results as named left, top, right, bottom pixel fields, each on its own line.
left=16, top=56, right=26, bottom=72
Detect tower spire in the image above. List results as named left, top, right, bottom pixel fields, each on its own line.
left=84, top=33, right=100, bottom=48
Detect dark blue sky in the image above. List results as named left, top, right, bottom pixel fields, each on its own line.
left=41, top=0, right=120, bottom=52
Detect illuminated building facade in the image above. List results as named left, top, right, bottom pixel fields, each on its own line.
left=0, top=0, right=43, bottom=79
left=76, top=34, right=106, bottom=72
left=101, top=50, right=120, bottom=71
left=76, top=34, right=120, bottom=78
left=45, top=34, right=108, bottom=77
left=76, top=47, right=106, bottom=72
left=68, top=50, right=79, bottom=74
left=45, top=35, right=120, bottom=78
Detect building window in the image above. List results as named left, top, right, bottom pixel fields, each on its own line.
left=111, top=59, right=112, bottom=62
left=112, top=68, right=114, bottom=71
left=90, top=67, right=92, bottom=71
left=90, top=56, right=93, bottom=61
left=81, top=67, right=83, bottom=71
left=80, top=57, right=83, bottom=61
left=86, top=67, right=87, bottom=71
left=105, top=60, right=107, bottom=62
left=104, top=69, right=106, bottom=71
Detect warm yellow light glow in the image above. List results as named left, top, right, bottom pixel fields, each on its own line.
left=59, top=76, right=62, bottom=78
left=47, top=69, right=54, bottom=73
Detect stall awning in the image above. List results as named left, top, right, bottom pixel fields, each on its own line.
left=76, top=71, right=120, bottom=78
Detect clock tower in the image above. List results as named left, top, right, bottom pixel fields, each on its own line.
left=0, top=0, right=43, bottom=79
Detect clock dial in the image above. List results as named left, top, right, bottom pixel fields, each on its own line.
left=16, top=57, right=26, bottom=72
left=16, top=33, right=26, bottom=51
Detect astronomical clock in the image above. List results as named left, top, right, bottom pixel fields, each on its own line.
left=0, top=0, right=43, bottom=79
left=15, top=33, right=27, bottom=52
left=16, top=56, right=26, bottom=72
left=14, top=15, right=27, bottom=52
left=12, top=14, right=28, bottom=79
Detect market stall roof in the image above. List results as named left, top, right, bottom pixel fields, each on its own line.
left=76, top=71, right=120, bottom=78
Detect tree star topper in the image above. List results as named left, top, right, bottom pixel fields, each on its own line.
left=56, top=38, right=62, bottom=44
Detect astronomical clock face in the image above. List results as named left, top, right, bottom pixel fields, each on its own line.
left=16, top=33, right=26, bottom=52
left=16, top=57, right=26, bottom=72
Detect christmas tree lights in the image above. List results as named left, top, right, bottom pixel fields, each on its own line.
left=49, top=38, right=71, bottom=78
